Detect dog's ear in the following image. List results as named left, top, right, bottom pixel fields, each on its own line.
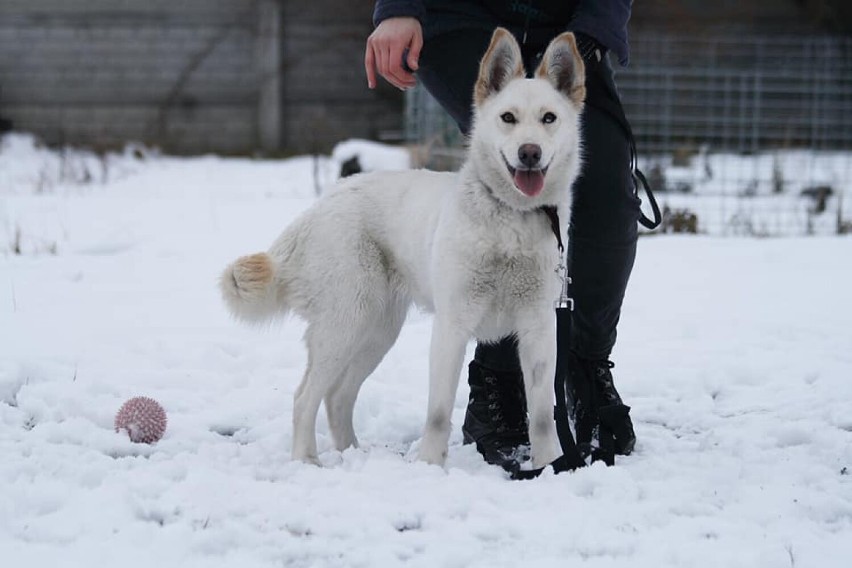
left=535, top=32, right=586, bottom=107
left=474, top=28, right=524, bottom=106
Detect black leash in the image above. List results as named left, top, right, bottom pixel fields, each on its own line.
left=631, top=142, right=662, bottom=230
left=506, top=207, right=587, bottom=480
left=517, top=174, right=647, bottom=479
left=585, top=59, right=662, bottom=231
left=539, top=205, right=564, bottom=252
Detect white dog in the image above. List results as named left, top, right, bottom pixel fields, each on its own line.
left=221, top=28, right=586, bottom=469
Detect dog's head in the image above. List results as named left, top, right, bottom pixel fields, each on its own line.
left=469, top=28, right=585, bottom=211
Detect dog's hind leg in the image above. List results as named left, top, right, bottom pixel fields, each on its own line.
left=517, top=319, right=563, bottom=469
left=292, top=321, right=357, bottom=464
left=418, top=315, right=470, bottom=466
left=324, top=303, right=407, bottom=451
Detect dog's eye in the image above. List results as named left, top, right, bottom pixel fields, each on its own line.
left=542, top=112, right=557, bottom=124
left=500, top=112, right=517, bottom=124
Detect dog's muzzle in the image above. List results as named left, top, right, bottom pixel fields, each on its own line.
left=503, top=151, right=549, bottom=197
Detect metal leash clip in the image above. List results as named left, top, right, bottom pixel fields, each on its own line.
left=555, top=253, right=574, bottom=311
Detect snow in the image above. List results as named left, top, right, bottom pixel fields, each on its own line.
left=1, top=133, right=851, bottom=567
left=639, top=149, right=852, bottom=236
left=331, top=138, right=411, bottom=174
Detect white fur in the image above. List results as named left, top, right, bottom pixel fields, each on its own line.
left=221, top=29, right=586, bottom=469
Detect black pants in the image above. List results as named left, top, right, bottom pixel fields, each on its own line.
left=417, top=28, right=641, bottom=369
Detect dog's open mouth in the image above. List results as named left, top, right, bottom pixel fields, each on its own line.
left=504, top=156, right=548, bottom=197
left=509, top=165, right=548, bottom=197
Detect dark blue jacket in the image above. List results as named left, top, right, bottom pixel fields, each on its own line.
left=373, top=0, right=632, bottom=65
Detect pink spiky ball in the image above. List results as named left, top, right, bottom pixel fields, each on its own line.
left=115, top=396, right=167, bottom=444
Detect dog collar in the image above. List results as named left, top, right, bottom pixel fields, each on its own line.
left=539, top=205, right=564, bottom=252
left=478, top=180, right=564, bottom=252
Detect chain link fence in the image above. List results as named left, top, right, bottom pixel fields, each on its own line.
left=405, top=32, right=852, bottom=236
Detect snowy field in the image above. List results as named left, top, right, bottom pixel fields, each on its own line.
left=1, top=134, right=851, bottom=567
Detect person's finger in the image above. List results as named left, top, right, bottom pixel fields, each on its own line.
left=364, top=42, right=377, bottom=89
left=376, top=44, right=396, bottom=88
left=388, top=46, right=415, bottom=89
left=407, top=32, right=423, bottom=71
left=378, top=45, right=409, bottom=90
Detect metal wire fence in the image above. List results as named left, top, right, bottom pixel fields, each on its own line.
left=404, top=32, right=852, bottom=236
left=623, top=33, right=852, bottom=153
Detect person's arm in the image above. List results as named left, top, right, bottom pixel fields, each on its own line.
left=365, top=1, right=425, bottom=90
left=372, top=0, right=425, bottom=27
left=569, top=0, right=632, bottom=66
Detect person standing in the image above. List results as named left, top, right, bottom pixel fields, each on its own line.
left=365, top=1, right=641, bottom=469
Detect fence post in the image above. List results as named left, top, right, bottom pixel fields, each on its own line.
left=257, top=0, right=282, bottom=153
left=751, top=71, right=761, bottom=154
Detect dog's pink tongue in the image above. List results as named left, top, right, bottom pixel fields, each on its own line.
left=513, top=169, right=545, bottom=196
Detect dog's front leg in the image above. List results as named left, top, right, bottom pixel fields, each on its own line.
left=518, top=321, right=563, bottom=469
left=418, top=315, right=468, bottom=466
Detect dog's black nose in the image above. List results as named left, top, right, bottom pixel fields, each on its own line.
left=518, top=144, right=542, bottom=168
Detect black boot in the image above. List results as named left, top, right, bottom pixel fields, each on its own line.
left=462, top=361, right=530, bottom=468
left=569, top=356, right=636, bottom=457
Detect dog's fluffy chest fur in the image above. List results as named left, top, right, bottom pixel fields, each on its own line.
left=429, top=177, right=562, bottom=339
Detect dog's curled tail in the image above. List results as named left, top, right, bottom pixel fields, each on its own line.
left=220, top=252, right=285, bottom=324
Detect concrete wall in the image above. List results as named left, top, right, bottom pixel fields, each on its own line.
left=0, top=0, right=402, bottom=154
left=279, top=1, right=403, bottom=154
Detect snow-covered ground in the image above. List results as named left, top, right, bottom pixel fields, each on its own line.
left=1, top=134, right=851, bottom=567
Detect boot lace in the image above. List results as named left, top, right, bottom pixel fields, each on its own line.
left=590, top=360, right=622, bottom=405
left=483, top=375, right=527, bottom=438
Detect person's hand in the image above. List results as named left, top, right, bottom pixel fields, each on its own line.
left=365, top=17, right=423, bottom=90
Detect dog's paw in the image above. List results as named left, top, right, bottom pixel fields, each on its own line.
left=292, top=452, right=322, bottom=467
left=530, top=447, right=562, bottom=470
left=416, top=438, right=448, bottom=466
